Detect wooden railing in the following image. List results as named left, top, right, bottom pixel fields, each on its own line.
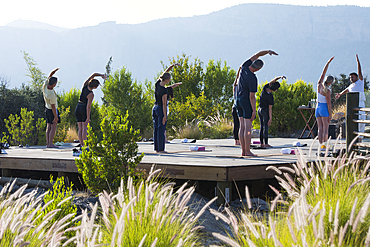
left=346, top=92, right=370, bottom=154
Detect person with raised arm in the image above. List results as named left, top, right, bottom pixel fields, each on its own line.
left=235, top=50, right=278, bottom=156
left=75, top=73, right=106, bottom=148
left=258, top=75, right=285, bottom=148
left=335, top=54, right=366, bottom=137
left=316, top=57, right=335, bottom=150
left=153, top=63, right=180, bottom=153
left=43, top=68, right=60, bottom=148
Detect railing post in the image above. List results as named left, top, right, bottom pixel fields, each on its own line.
left=346, top=92, right=359, bottom=154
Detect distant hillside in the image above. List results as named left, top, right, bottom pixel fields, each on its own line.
left=6, top=20, right=69, bottom=33
left=0, top=4, right=369, bottom=103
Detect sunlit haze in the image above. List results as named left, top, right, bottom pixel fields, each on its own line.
left=1, top=0, right=369, bottom=28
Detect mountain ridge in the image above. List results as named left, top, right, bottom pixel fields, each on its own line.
left=0, top=3, right=369, bottom=103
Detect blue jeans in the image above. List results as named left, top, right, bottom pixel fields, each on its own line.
left=152, top=105, right=166, bottom=151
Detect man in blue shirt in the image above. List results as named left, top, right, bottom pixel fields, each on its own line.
left=235, top=50, right=278, bottom=156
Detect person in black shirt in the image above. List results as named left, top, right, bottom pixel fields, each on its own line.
left=75, top=72, right=106, bottom=148
left=235, top=50, right=278, bottom=156
left=153, top=63, right=180, bottom=152
left=258, top=76, right=285, bottom=148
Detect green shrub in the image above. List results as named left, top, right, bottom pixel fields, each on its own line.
left=37, top=176, right=78, bottom=232
left=54, top=106, right=70, bottom=143
left=76, top=109, right=144, bottom=194
left=172, top=119, right=203, bottom=139
left=253, top=79, right=316, bottom=135
left=168, top=92, right=215, bottom=135
left=199, top=112, right=233, bottom=139
left=4, top=107, right=45, bottom=145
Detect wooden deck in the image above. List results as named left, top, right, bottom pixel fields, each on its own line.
left=0, top=138, right=346, bottom=204
left=0, top=138, right=344, bottom=181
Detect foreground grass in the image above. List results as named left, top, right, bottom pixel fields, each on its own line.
left=212, top=141, right=370, bottom=246
left=0, top=167, right=215, bottom=246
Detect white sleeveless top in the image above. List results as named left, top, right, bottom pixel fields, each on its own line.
left=317, top=92, right=327, bottom=103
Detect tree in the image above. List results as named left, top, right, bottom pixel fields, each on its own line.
left=76, top=109, right=144, bottom=194
left=163, top=54, right=204, bottom=104
left=203, top=59, right=236, bottom=115
left=254, top=79, right=316, bottom=135
left=102, top=66, right=153, bottom=133
left=22, top=51, right=47, bottom=90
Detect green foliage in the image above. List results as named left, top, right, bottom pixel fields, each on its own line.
left=22, top=51, right=47, bottom=90
left=4, top=108, right=45, bottom=145
left=35, top=118, right=46, bottom=145
left=102, top=66, right=153, bottom=133
left=58, top=87, right=80, bottom=128
left=54, top=106, right=70, bottom=143
left=172, top=120, right=203, bottom=139
left=0, top=80, right=45, bottom=135
left=203, top=59, right=236, bottom=115
left=168, top=92, right=216, bottom=133
left=75, top=108, right=144, bottom=194
left=199, top=112, right=233, bottom=139
left=164, top=53, right=204, bottom=103
left=254, top=79, right=316, bottom=135
left=38, top=175, right=78, bottom=226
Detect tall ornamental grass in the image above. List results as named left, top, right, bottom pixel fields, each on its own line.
left=66, top=166, right=216, bottom=246
left=0, top=180, right=75, bottom=246
left=211, top=138, right=370, bottom=246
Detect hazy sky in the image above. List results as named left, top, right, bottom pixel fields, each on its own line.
left=1, top=0, right=369, bottom=28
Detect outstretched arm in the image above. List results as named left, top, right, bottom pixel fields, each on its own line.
left=357, top=54, right=363, bottom=81
left=160, top=63, right=180, bottom=78
left=318, top=56, right=334, bottom=84
left=48, top=68, right=59, bottom=78
left=167, top=82, right=182, bottom=88
left=268, top=75, right=286, bottom=86
left=250, top=50, right=278, bottom=62
left=83, top=73, right=106, bottom=87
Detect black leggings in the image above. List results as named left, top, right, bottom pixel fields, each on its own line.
left=258, top=108, right=269, bottom=145
left=232, top=107, right=239, bottom=140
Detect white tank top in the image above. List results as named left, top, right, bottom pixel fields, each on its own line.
left=317, top=92, right=327, bottom=103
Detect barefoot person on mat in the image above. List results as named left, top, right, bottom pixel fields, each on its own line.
left=153, top=63, right=180, bottom=153
left=235, top=50, right=278, bottom=156
left=43, top=68, right=60, bottom=148
left=316, top=57, right=334, bottom=150
left=258, top=76, right=285, bottom=148
left=75, top=73, right=106, bottom=148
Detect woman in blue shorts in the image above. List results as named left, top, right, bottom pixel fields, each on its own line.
left=316, top=57, right=334, bottom=150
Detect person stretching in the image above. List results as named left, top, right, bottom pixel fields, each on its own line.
left=316, top=57, right=334, bottom=150
left=43, top=68, right=60, bottom=148
left=258, top=76, right=285, bottom=148
left=235, top=50, right=278, bottom=156
left=153, top=63, right=180, bottom=153
left=75, top=73, right=106, bottom=148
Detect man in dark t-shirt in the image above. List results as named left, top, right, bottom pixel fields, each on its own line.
left=235, top=50, right=278, bottom=156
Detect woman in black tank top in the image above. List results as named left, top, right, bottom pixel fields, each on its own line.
left=75, top=72, right=106, bottom=148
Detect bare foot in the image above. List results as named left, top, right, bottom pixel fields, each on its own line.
left=157, top=151, right=168, bottom=153
left=265, top=144, right=273, bottom=148
left=243, top=152, right=257, bottom=157
left=47, top=144, right=59, bottom=148
left=235, top=140, right=240, bottom=145
left=260, top=144, right=265, bottom=148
